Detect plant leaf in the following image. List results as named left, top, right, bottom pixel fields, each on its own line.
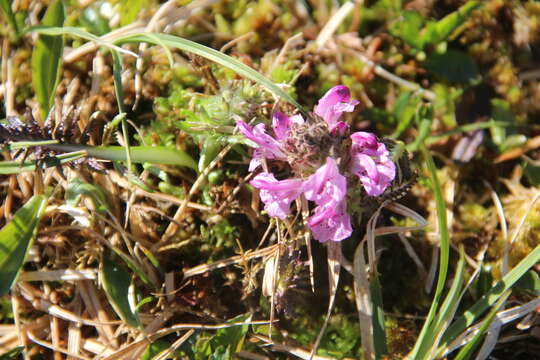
left=0, top=346, right=24, bottom=360
left=0, top=151, right=85, bottom=175
left=31, top=0, right=65, bottom=121
left=100, top=250, right=141, bottom=328
left=66, top=178, right=110, bottom=213
left=439, top=244, right=540, bottom=351
left=0, top=195, right=48, bottom=296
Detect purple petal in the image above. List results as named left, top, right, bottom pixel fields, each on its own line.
left=350, top=132, right=378, bottom=151
left=236, top=120, right=283, bottom=158
left=271, top=112, right=304, bottom=140
left=349, top=138, right=396, bottom=196
left=314, top=85, right=359, bottom=128
left=250, top=172, right=303, bottom=219
left=303, top=157, right=347, bottom=205
left=308, top=201, right=352, bottom=242
left=272, top=112, right=291, bottom=140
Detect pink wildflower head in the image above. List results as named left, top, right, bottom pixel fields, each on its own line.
left=237, top=85, right=398, bottom=242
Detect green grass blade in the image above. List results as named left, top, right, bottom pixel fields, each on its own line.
left=0, top=151, right=85, bottom=174
left=45, top=144, right=197, bottom=170
left=26, top=26, right=308, bottom=116
left=439, top=244, right=540, bottom=351
left=111, top=50, right=133, bottom=174
left=408, top=146, right=451, bottom=359
left=0, top=346, right=24, bottom=360
left=116, top=32, right=308, bottom=116
left=415, top=246, right=466, bottom=359
left=66, top=178, right=110, bottom=213
left=370, top=276, right=387, bottom=358
left=0, top=195, right=48, bottom=296
left=452, top=291, right=510, bottom=360
left=100, top=250, right=141, bottom=328
left=31, top=0, right=65, bottom=121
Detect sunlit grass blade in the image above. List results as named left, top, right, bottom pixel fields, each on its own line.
left=27, top=25, right=138, bottom=57
left=407, top=145, right=451, bottom=359
left=111, top=50, right=133, bottom=174
left=415, top=246, right=466, bottom=359
left=438, top=243, right=540, bottom=354
left=26, top=25, right=308, bottom=116
left=452, top=291, right=510, bottom=360
left=100, top=250, right=141, bottom=328
left=31, top=0, right=65, bottom=121
left=116, top=32, right=308, bottom=116
left=0, top=195, right=48, bottom=296
left=0, top=151, right=85, bottom=174
left=45, top=144, right=198, bottom=170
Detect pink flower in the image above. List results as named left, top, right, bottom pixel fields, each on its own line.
left=250, top=172, right=304, bottom=219
left=237, top=85, right=396, bottom=242
left=350, top=132, right=395, bottom=196
left=314, top=85, right=359, bottom=134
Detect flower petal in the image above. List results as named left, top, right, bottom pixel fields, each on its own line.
left=303, top=157, right=347, bottom=205
left=250, top=172, right=303, bottom=219
left=271, top=112, right=304, bottom=140
left=308, top=201, right=352, bottom=242
left=349, top=134, right=396, bottom=196
left=314, top=85, right=359, bottom=128
left=236, top=120, right=284, bottom=159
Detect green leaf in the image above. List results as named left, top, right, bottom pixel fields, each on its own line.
left=44, top=144, right=197, bottom=170
left=408, top=146, right=451, bottom=359
left=0, top=0, right=19, bottom=37
left=31, top=0, right=65, bottom=121
left=119, top=0, right=145, bottom=26
left=26, top=26, right=308, bottom=115
left=453, top=291, right=510, bottom=360
left=438, top=244, right=540, bottom=354
left=514, top=270, right=540, bottom=296
left=389, top=10, right=426, bottom=49
left=100, top=250, right=141, bottom=328
left=199, top=135, right=222, bottom=172
left=110, top=247, right=156, bottom=288
left=80, top=6, right=111, bottom=36
left=424, top=50, right=478, bottom=83
left=427, top=1, right=481, bottom=44
left=141, top=340, right=171, bottom=360
left=66, top=178, right=110, bottom=213
left=0, top=195, right=48, bottom=296
left=0, top=151, right=85, bottom=174
left=0, top=346, right=24, bottom=360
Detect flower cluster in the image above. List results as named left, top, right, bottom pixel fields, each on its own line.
left=237, top=86, right=396, bottom=242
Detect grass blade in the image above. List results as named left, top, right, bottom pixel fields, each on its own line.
left=438, top=244, right=540, bottom=352
left=0, top=195, right=48, bottom=296
left=0, top=151, right=85, bottom=174
left=31, top=0, right=65, bottom=121
left=26, top=26, right=308, bottom=116
left=45, top=144, right=198, bottom=170
left=116, top=32, right=308, bottom=116
left=452, top=291, right=510, bottom=360
left=100, top=250, right=141, bottom=328
left=408, top=145, right=451, bottom=359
